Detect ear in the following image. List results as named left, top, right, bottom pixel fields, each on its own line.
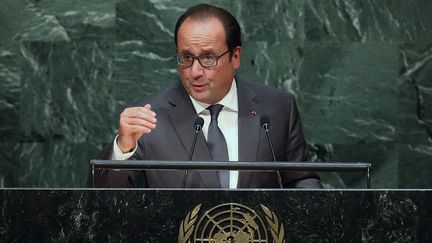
left=231, top=46, right=242, bottom=69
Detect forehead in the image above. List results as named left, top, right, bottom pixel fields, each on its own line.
left=177, top=17, right=227, bottom=52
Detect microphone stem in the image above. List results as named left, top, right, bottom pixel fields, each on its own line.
left=183, top=129, right=200, bottom=188
left=264, top=127, right=283, bottom=189
left=264, top=127, right=276, bottom=162
left=188, top=130, right=199, bottom=160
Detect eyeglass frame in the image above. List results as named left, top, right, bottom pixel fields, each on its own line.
left=176, top=49, right=230, bottom=68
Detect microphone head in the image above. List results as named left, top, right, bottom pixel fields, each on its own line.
left=194, top=117, right=204, bottom=131
left=260, top=116, right=270, bottom=128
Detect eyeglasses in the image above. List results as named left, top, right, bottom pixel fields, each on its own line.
left=176, top=50, right=230, bottom=68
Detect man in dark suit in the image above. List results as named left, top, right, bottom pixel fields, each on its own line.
left=94, top=4, right=322, bottom=188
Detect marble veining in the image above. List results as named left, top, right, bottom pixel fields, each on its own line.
left=0, top=0, right=431, bottom=188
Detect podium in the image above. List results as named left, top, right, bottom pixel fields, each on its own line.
left=1, top=189, right=432, bottom=242
left=5, top=161, right=432, bottom=242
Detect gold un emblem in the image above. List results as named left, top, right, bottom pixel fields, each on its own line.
left=178, top=203, right=285, bottom=243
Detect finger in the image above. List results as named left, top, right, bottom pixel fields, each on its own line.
left=122, top=123, right=154, bottom=134
left=144, top=104, right=152, bottom=110
left=137, top=106, right=157, bottom=119
left=121, top=108, right=157, bottom=123
left=140, top=104, right=156, bottom=118
left=123, top=106, right=155, bottom=116
left=121, top=113, right=157, bottom=124
left=123, top=117, right=157, bottom=129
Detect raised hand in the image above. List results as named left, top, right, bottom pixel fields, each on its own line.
left=117, top=104, right=157, bottom=153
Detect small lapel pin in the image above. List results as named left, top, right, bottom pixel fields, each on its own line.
left=249, top=110, right=257, bottom=116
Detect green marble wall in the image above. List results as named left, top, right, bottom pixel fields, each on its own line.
left=0, top=0, right=431, bottom=188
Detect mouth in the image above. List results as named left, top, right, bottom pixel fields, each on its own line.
left=191, top=83, right=206, bottom=92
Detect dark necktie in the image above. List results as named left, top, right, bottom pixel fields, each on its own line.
left=207, top=104, right=229, bottom=188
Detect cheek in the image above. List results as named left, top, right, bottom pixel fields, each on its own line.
left=179, top=69, right=193, bottom=83
left=212, top=66, right=230, bottom=82
left=178, top=68, right=187, bottom=77
left=179, top=71, right=190, bottom=86
left=206, top=66, right=223, bottom=80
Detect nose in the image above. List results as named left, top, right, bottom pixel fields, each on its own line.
left=190, top=59, right=204, bottom=80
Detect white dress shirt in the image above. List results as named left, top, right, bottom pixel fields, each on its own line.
left=112, top=79, right=239, bottom=188
left=189, top=80, right=239, bottom=188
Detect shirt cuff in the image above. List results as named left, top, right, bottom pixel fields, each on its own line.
left=111, top=135, right=137, bottom=160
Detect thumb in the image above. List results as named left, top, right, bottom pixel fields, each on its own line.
left=144, top=104, right=152, bottom=110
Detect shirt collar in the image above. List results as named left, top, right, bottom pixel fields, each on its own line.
left=189, top=78, right=238, bottom=114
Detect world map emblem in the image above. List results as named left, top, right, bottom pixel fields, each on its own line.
left=178, top=203, right=285, bottom=243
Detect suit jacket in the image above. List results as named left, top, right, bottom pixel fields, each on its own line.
left=93, top=77, right=322, bottom=188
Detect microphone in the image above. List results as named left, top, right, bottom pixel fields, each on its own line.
left=260, top=116, right=283, bottom=189
left=182, top=117, right=204, bottom=188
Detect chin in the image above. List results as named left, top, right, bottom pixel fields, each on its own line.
left=195, top=95, right=213, bottom=104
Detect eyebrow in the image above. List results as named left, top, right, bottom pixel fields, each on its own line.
left=179, top=50, right=193, bottom=55
left=200, top=48, right=217, bottom=54
left=178, top=48, right=217, bottom=55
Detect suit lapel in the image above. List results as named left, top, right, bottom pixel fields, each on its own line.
left=167, top=82, right=220, bottom=187
left=236, top=79, right=263, bottom=187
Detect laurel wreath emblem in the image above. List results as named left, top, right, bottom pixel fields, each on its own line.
left=178, top=203, right=284, bottom=243
left=261, top=204, right=285, bottom=243
left=178, top=204, right=201, bottom=243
